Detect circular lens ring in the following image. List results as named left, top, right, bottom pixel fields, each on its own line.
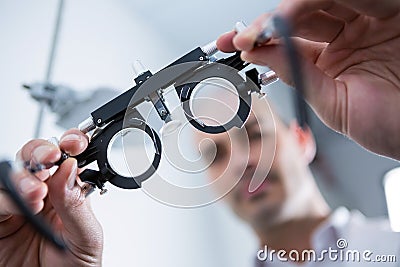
left=176, top=63, right=254, bottom=134
left=94, top=118, right=162, bottom=189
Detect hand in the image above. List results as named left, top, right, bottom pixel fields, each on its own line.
left=0, top=129, right=103, bottom=267
left=217, top=0, right=400, bottom=160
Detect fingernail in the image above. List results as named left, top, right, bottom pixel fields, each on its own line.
left=256, top=29, right=273, bottom=44
left=240, top=26, right=258, bottom=38
left=241, top=52, right=250, bottom=62
left=19, top=177, right=38, bottom=193
left=67, top=160, right=78, bottom=190
left=61, top=134, right=85, bottom=152
left=234, top=21, right=247, bottom=33
left=235, top=27, right=259, bottom=50
left=32, top=145, right=54, bottom=163
left=60, top=134, right=81, bottom=143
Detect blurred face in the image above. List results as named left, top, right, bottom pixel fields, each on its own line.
left=195, top=98, right=315, bottom=227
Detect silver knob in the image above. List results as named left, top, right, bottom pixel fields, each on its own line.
left=259, top=70, right=279, bottom=86
left=78, top=117, right=96, bottom=134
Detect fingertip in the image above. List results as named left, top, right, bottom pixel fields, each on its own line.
left=233, top=27, right=258, bottom=51
left=34, top=169, right=51, bottom=181
left=29, top=200, right=45, bottom=215
left=61, top=128, right=89, bottom=142
left=58, top=157, right=77, bottom=176
left=19, top=139, right=58, bottom=162
left=240, top=50, right=265, bottom=65
left=49, top=158, right=77, bottom=192
left=15, top=150, right=22, bottom=161
left=48, top=158, right=89, bottom=218
left=216, top=31, right=237, bottom=52
left=19, top=177, right=48, bottom=203
left=60, top=129, right=88, bottom=156
left=240, top=51, right=251, bottom=63
left=32, top=145, right=61, bottom=165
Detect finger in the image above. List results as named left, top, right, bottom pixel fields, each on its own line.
left=15, top=148, right=50, bottom=182
left=322, top=1, right=360, bottom=22
left=279, top=0, right=338, bottom=22
left=59, top=128, right=89, bottom=156
left=335, top=0, right=400, bottom=19
left=0, top=215, right=26, bottom=239
left=241, top=39, right=346, bottom=132
left=241, top=38, right=326, bottom=83
left=216, top=31, right=237, bottom=53
left=30, top=145, right=60, bottom=178
left=233, top=13, right=270, bottom=51
left=276, top=1, right=359, bottom=43
left=235, top=7, right=347, bottom=47
left=18, top=140, right=61, bottom=168
left=0, top=191, right=45, bottom=216
left=0, top=173, right=48, bottom=216
left=293, top=11, right=345, bottom=42
left=279, top=0, right=399, bottom=21
left=32, top=169, right=51, bottom=181
left=47, top=158, right=103, bottom=251
left=229, top=11, right=344, bottom=51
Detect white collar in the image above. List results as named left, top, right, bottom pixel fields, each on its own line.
left=311, top=207, right=354, bottom=251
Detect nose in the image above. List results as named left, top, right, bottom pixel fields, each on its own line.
left=231, top=139, right=261, bottom=180
left=246, top=140, right=270, bottom=192
left=249, top=140, right=263, bottom=167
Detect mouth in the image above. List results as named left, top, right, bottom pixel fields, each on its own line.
left=248, top=190, right=267, bottom=202
left=237, top=172, right=279, bottom=203
left=239, top=177, right=269, bottom=203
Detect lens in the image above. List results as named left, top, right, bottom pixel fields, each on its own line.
left=189, top=77, right=240, bottom=127
left=107, top=128, right=156, bottom=178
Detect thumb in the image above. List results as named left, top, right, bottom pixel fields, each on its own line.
left=48, top=158, right=103, bottom=251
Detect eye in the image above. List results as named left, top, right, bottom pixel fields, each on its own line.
left=212, top=143, right=228, bottom=165
left=249, top=131, right=262, bottom=140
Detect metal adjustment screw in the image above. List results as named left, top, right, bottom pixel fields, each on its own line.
left=132, top=60, right=147, bottom=76
left=100, top=188, right=108, bottom=195
left=78, top=117, right=96, bottom=134
left=81, top=183, right=95, bottom=197
left=200, top=40, right=218, bottom=56
left=258, top=92, right=266, bottom=98
left=259, top=70, right=279, bottom=86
